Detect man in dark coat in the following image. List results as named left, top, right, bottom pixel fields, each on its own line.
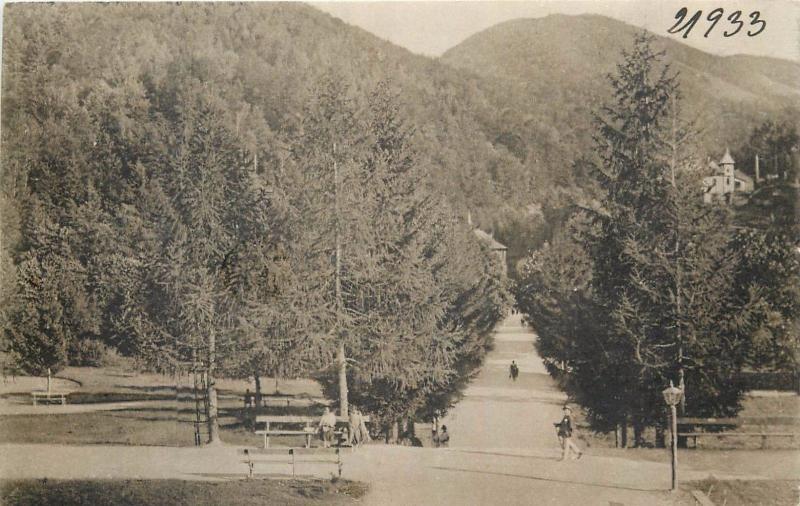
left=554, top=405, right=582, bottom=461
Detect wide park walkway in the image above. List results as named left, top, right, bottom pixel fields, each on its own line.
left=348, top=314, right=704, bottom=505
left=1, top=315, right=795, bottom=505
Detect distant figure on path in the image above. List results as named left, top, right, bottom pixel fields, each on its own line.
left=437, top=425, right=450, bottom=447
left=509, top=361, right=519, bottom=381
left=554, top=405, right=582, bottom=461
left=319, top=406, right=337, bottom=448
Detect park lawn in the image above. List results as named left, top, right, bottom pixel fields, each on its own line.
left=685, top=478, right=800, bottom=506
left=0, top=478, right=368, bottom=506
left=1, top=366, right=322, bottom=400
left=578, top=393, right=799, bottom=450
left=0, top=403, right=317, bottom=447
left=54, top=366, right=322, bottom=398
left=0, top=365, right=329, bottom=446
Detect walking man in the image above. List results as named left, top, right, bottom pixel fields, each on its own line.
left=509, top=361, right=519, bottom=381
left=554, top=405, right=582, bottom=461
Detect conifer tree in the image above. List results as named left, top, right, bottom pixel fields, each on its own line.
left=519, top=33, right=764, bottom=445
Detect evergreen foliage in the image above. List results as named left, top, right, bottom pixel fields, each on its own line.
left=517, top=34, right=794, bottom=445
left=0, top=5, right=512, bottom=440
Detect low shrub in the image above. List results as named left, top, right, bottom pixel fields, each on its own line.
left=68, top=340, right=123, bottom=368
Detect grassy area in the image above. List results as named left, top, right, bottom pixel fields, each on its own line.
left=0, top=478, right=368, bottom=506
left=685, top=478, right=800, bottom=506
left=0, top=401, right=327, bottom=447
left=0, top=365, right=329, bottom=447
left=576, top=393, right=799, bottom=450
left=1, top=391, right=176, bottom=404
left=1, top=366, right=322, bottom=398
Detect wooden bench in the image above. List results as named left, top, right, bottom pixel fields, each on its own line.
left=31, top=390, right=68, bottom=405
left=238, top=447, right=342, bottom=478
left=254, top=415, right=371, bottom=448
left=255, top=416, right=317, bottom=449
left=678, top=417, right=799, bottom=449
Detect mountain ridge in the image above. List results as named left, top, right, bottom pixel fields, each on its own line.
left=440, top=12, right=798, bottom=169
left=3, top=4, right=796, bottom=273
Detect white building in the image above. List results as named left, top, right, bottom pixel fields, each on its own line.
left=703, top=149, right=754, bottom=203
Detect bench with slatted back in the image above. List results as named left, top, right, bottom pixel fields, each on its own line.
left=254, top=415, right=371, bottom=449
left=254, top=416, right=317, bottom=449
left=31, top=390, right=69, bottom=405
left=238, top=448, right=342, bottom=478
left=678, top=417, right=799, bottom=449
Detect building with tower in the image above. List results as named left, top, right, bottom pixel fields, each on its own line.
left=702, top=148, right=754, bottom=203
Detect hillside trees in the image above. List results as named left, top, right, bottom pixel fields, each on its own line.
left=518, top=33, right=768, bottom=445
left=732, top=228, right=800, bottom=373
left=103, top=80, right=294, bottom=442
left=734, top=120, right=799, bottom=181
left=354, top=88, right=512, bottom=435
left=286, top=79, right=512, bottom=435
left=2, top=3, right=507, bottom=440
left=0, top=29, right=116, bottom=372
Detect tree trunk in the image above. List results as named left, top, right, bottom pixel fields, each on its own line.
left=206, top=331, right=221, bottom=444
left=619, top=420, right=628, bottom=448
left=390, top=421, right=399, bottom=444
left=333, top=141, right=348, bottom=419
left=632, top=421, right=644, bottom=448
left=254, top=374, right=262, bottom=408
left=338, top=342, right=348, bottom=417
left=655, top=424, right=666, bottom=448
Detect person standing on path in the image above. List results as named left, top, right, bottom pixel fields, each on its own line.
left=509, top=361, right=519, bottom=381
left=554, top=405, right=582, bottom=461
left=348, top=407, right=370, bottom=447
left=437, top=425, right=450, bottom=447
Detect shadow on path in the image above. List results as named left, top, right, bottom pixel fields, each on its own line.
left=448, top=449, right=560, bottom=462
left=431, top=466, right=665, bottom=493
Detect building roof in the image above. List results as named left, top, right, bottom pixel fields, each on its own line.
left=720, top=148, right=735, bottom=166
left=473, top=229, right=507, bottom=251
left=735, top=169, right=753, bottom=183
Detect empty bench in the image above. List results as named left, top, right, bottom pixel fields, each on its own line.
left=678, top=417, right=798, bottom=449
left=239, top=447, right=342, bottom=478
left=31, top=390, right=68, bottom=405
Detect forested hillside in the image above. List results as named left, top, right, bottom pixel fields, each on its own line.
left=443, top=14, right=800, bottom=270
left=4, top=5, right=797, bottom=277
left=1, top=2, right=516, bottom=439
left=1, top=2, right=534, bottom=229
left=443, top=14, right=799, bottom=159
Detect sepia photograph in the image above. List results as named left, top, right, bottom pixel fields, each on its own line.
left=0, top=1, right=797, bottom=504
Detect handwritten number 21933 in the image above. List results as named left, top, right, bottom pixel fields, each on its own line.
left=668, top=8, right=765, bottom=38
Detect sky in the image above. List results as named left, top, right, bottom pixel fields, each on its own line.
left=313, top=0, right=800, bottom=61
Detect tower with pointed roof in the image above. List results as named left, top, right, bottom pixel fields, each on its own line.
left=720, top=148, right=735, bottom=194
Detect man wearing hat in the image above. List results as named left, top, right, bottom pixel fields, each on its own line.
left=554, top=405, right=583, bottom=461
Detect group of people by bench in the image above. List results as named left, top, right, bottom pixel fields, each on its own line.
left=253, top=405, right=371, bottom=449
left=318, top=406, right=370, bottom=448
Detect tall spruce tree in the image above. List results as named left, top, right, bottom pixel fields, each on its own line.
left=591, top=33, right=763, bottom=438
left=519, top=33, right=762, bottom=445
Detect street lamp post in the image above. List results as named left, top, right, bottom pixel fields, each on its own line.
left=662, top=381, right=683, bottom=491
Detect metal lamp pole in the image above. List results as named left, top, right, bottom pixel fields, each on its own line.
left=662, top=381, right=683, bottom=492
